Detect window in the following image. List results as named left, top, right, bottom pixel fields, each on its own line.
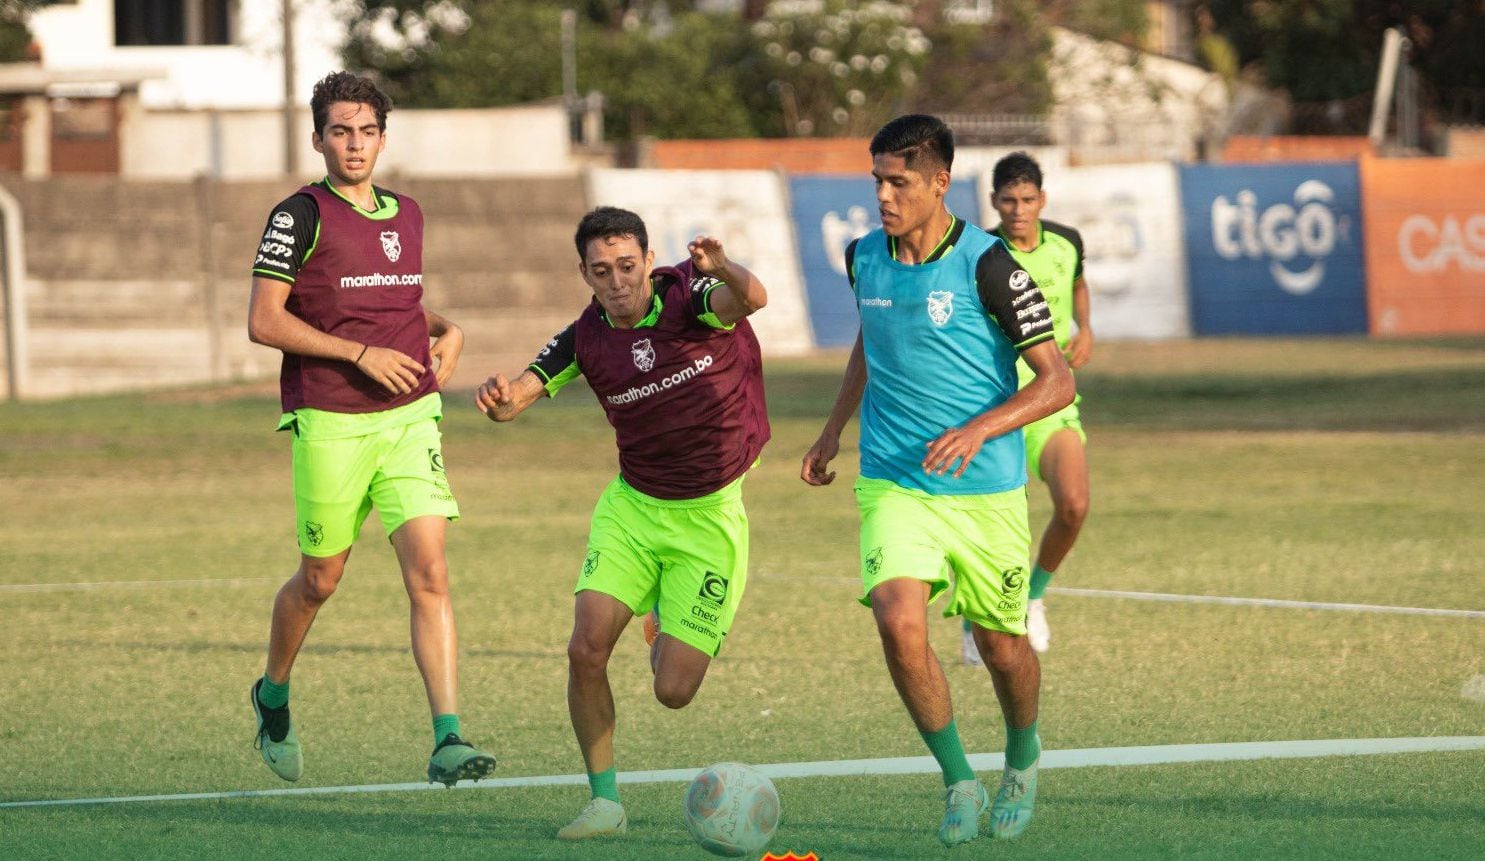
left=115, top=0, right=234, bottom=47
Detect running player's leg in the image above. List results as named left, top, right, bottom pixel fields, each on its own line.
left=561, top=589, right=634, bottom=839
left=253, top=429, right=377, bottom=781
left=1027, top=426, right=1089, bottom=652
left=648, top=486, right=749, bottom=708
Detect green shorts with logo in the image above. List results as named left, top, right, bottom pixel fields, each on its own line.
left=578, top=474, right=749, bottom=658
left=854, top=476, right=1031, bottom=635
left=281, top=393, right=459, bottom=557
left=1023, top=397, right=1086, bottom=481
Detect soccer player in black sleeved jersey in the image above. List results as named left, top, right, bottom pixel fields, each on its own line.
left=475, top=207, right=770, bottom=841
left=245, top=71, right=495, bottom=788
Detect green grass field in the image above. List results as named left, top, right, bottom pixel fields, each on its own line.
left=2, top=337, right=1483, bottom=860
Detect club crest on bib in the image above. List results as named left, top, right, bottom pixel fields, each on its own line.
left=631, top=337, right=656, bottom=372
left=379, top=230, right=401, bottom=262
left=927, top=290, right=954, bottom=326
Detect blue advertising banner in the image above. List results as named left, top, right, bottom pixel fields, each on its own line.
left=1179, top=163, right=1367, bottom=334
left=789, top=174, right=981, bottom=347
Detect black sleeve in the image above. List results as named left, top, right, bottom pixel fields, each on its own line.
left=528, top=322, right=579, bottom=394
left=975, top=243, right=1055, bottom=350
left=1044, top=220, right=1085, bottom=280
left=844, top=238, right=860, bottom=292
left=251, top=194, right=317, bottom=284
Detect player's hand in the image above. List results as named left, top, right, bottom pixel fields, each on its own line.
left=801, top=434, right=840, bottom=486
left=1065, top=327, right=1093, bottom=369
left=923, top=426, right=986, bottom=479
left=430, top=326, right=464, bottom=388
left=355, top=346, right=425, bottom=395
left=687, top=235, right=730, bottom=280
left=474, top=373, right=514, bottom=419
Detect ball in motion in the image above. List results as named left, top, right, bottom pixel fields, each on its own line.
left=683, top=762, right=780, bottom=857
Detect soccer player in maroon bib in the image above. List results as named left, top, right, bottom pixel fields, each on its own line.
left=476, top=207, right=770, bottom=840
left=245, top=71, right=495, bottom=788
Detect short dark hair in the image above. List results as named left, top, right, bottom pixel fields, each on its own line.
left=574, top=206, right=649, bottom=260
left=992, top=151, right=1044, bottom=192
left=311, top=71, right=392, bottom=135
left=869, top=114, right=955, bottom=175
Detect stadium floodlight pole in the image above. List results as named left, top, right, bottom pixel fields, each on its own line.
left=1368, top=27, right=1407, bottom=148
left=282, top=0, right=297, bottom=175
left=561, top=8, right=577, bottom=140
left=0, top=182, right=28, bottom=401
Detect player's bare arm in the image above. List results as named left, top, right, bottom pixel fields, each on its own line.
left=922, top=341, right=1074, bottom=479
left=1065, top=275, right=1093, bottom=369
left=248, top=275, right=425, bottom=395
left=801, top=331, right=867, bottom=486
left=688, top=235, right=768, bottom=326
left=475, top=369, right=546, bottom=422
left=426, top=309, right=464, bottom=387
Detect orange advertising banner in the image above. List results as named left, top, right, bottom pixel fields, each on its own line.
left=1360, top=156, right=1485, bottom=334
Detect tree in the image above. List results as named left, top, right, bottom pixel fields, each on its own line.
left=1205, top=0, right=1485, bottom=125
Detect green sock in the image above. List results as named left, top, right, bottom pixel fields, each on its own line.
left=1005, top=719, right=1041, bottom=770
left=920, top=720, right=977, bottom=787
left=962, top=618, right=973, bottom=633
left=433, top=713, right=462, bottom=745
left=257, top=675, right=290, bottom=709
left=588, top=766, right=620, bottom=803
left=1028, top=564, right=1054, bottom=600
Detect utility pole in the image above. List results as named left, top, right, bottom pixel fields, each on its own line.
left=282, top=0, right=297, bottom=175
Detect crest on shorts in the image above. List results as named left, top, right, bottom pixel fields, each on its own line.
left=865, top=547, right=884, bottom=578
left=631, top=338, right=655, bottom=372
left=697, top=571, right=729, bottom=608
left=303, top=521, right=324, bottom=547
left=428, top=449, right=445, bottom=473
left=1002, top=566, right=1026, bottom=592
left=927, top=290, right=953, bottom=326
left=582, top=550, right=600, bottom=577
left=379, top=230, right=401, bottom=262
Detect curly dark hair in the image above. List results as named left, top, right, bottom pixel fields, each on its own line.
left=310, top=71, right=392, bottom=135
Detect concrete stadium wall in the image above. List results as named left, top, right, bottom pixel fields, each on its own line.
left=0, top=174, right=591, bottom=399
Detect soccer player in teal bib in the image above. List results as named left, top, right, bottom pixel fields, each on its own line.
left=475, top=207, right=770, bottom=841
left=802, top=115, right=1074, bottom=845
left=245, top=72, right=495, bottom=787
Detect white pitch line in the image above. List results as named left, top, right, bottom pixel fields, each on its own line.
left=0, top=577, right=277, bottom=594
left=3, top=736, right=1482, bottom=811
left=1047, top=587, right=1485, bottom=620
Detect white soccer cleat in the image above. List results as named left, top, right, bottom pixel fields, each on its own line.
left=1026, top=598, right=1050, bottom=653
left=557, top=797, right=628, bottom=840
left=961, top=626, right=983, bottom=666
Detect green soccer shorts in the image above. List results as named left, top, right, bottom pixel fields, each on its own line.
left=577, top=475, right=749, bottom=657
left=286, top=394, right=459, bottom=557
left=854, top=476, right=1032, bottom=635
left=1023, top=397, right=1086, bottom=482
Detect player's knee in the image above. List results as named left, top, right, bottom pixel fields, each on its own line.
left=653, top=675, right=700, bottom=710
left=297, top=559, right=344, bottom=604
left=567, top=635, right=612, bottom=676
left=874, top=608, right=928, bottom=655
left=982, top=632, right=1032, bottom=672
left=404, top=559, right=450, bottom=600
left=1056, top=494, right=1089, bottom=530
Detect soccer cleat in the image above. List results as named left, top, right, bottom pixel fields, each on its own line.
left=426, top=733, right=498, bottom=787
left=989, top=759, right=1039, bottom=839
left=1027, top=598, right=1050, bottom=653
left=642, top=609, right=660, bottom=646
left=961, top=625, right=983, bottom=666
left=557, top=797, right=628, bottom=840
left=250, top=679, right=302, bottom=782
left=938, top=778, right=989, bottom=846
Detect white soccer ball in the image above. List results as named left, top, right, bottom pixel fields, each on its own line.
left=683, top=761, right=780, bottom=857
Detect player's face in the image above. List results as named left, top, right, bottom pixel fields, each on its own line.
left=992, top=180, right=1046, bottom=244
left=580, top=234, right=656, bottom=327
left=312, top=101, right=386, bottom=187
left=872, top=153, right=949, bottom=238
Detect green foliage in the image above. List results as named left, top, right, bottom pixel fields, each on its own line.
left=911, top=0, right=1052, bottom=117
left=0, top=0, right=56, bottom=63
left=1207, top=0, right=1485, bottom=122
